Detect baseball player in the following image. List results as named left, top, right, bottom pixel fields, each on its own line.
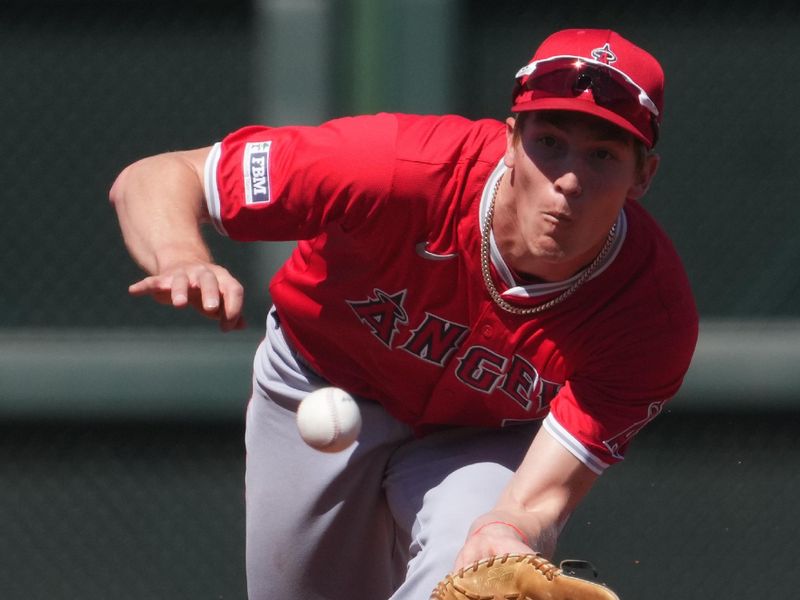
left=110, top=29, right=698, bottom=600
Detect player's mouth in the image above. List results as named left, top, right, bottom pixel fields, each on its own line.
left=542, top=211, right=573, bottom=226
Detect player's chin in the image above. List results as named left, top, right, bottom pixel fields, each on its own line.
left=528, top=241, right=569, bottom=266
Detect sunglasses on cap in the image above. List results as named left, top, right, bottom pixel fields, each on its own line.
left=514, top=55, right=660, bottom=146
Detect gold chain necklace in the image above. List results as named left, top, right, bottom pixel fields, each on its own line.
left=480, top=176, right=617, bottom=316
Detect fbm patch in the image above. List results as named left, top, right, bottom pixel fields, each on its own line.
left=243, top=141, right=272, bottom=204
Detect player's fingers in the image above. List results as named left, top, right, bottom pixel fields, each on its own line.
left=219, top=279, right=245, bottom=332
left=129, top=276, right=174, bottom=305
left=128, top=276, right=159, bottom=296
left=169, top=272, right=191, bottom=307
left=196, top=268, right=222, bottom=314
left=218, top=310, right=246, bottom=333
left=128, top=264, right=245, bottom=330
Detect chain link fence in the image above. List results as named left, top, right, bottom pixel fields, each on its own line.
left=1, top=1, right=799, bottom=599
left=0, top=422, right=246, bottom=600
left=1, top=0, right=259, bottom=328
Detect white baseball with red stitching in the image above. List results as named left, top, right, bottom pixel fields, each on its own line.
left=296, top=387, right=362, bottom=453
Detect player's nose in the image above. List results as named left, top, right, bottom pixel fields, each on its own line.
left=553, top=170, right=582, bottom=198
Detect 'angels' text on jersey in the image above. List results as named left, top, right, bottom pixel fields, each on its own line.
left=347, top=287, right=562, bottom=415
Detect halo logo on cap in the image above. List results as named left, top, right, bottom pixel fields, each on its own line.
left=591, top=43, right=617, bottom=64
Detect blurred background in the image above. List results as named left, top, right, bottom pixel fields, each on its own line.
left=1, top=0, right=798, bottom=598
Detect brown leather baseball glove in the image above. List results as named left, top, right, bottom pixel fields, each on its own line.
left=430, top=553, right=620, bottom=600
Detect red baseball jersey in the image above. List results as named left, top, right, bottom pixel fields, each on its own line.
left=204, top=112, right=698, bottom=473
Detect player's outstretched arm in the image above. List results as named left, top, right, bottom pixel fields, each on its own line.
left=453, top=426, right=599, bottom=569
left=109, top=148, right=245, bottom=332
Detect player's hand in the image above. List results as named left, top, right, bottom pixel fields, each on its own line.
left=453, top=521, right=536, bottom=571
left=128, top=261, right=246, bottom=332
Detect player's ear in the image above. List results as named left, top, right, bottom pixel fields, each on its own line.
left=628, top=152, right=660, bottom=200
left=504, top=116, right=518, bottom=168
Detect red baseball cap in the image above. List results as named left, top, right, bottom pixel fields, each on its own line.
left=511, top=29, right=664, bottom=148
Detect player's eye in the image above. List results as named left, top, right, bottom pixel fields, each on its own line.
left=592, top=148, right=616, bottom=161
left=537, top=136, right=558, bottom=148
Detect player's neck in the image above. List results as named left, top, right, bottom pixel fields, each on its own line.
left=492, top=179, right=597, bottom=283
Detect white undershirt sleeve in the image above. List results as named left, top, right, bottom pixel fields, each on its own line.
left=203, top=142, right=227, bottom=236
left=542, top=413, right=610, bottom=475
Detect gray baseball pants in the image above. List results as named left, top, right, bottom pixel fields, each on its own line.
left=244, top=308, right=538, bottom=599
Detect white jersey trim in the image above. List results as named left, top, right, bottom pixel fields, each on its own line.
left=542, top=413, right=609, bottom=475
left=203, top=142, right=228, bottom=236
left=479, top=161, right=627, bottom=300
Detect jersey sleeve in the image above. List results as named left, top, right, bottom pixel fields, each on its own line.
left=544, top=244, right=699, bottom=473
left=203, top=114, right=400, bottom=241
left=544, top=316, right=697, bottom=473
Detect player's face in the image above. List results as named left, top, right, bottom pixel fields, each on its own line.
left=499, top=111, right=658, bottom=281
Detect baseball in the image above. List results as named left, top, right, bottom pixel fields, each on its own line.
left=296, top=387, right=362, bottom=453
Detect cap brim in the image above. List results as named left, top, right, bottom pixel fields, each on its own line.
left=511, top=97, right=653, bottom=148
